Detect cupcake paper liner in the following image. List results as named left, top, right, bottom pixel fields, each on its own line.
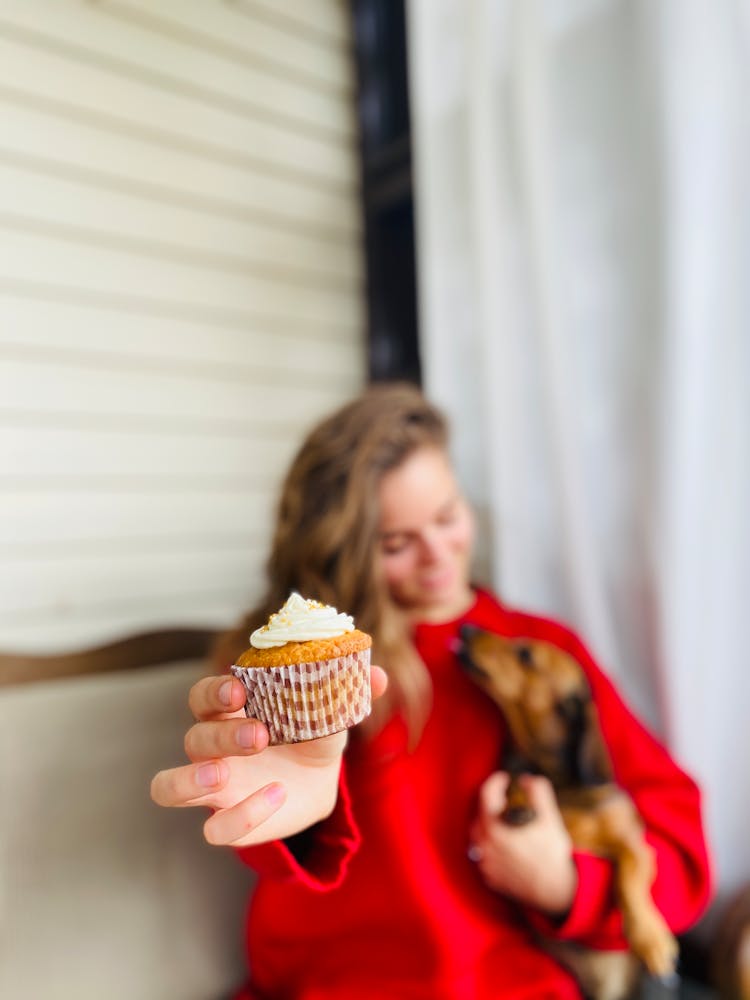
left=230, top=649, right=372, bottom=745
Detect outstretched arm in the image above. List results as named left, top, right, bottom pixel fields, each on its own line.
left=151, top=666, right=387, bottom=849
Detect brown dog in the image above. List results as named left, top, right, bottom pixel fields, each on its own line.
left=459, top=626, right=678, bottom=1000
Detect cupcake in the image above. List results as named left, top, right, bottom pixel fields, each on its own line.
left=230, top=592, right=372, bottom=745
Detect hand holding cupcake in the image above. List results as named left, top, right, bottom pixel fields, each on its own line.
left=151, top=593, right=381, bottom=848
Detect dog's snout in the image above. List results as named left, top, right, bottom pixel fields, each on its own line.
left=455, top=624, right=487, bottom=678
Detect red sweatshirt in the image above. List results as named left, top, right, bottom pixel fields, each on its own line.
left=233, top=589, right=712, bottom=1000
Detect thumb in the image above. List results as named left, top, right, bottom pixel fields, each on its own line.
left=478, top=771, right=511, bottom=821
left=370, top=664, right=388, bottom=700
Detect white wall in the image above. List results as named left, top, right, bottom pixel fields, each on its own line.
left=0, top=0, right=366, bottom=652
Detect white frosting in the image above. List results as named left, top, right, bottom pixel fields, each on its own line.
left=250, top=591, right=355, bottom=648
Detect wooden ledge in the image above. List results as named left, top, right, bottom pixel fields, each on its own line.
left=0, top=628, right=219, bottom=687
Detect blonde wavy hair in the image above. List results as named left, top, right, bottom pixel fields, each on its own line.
left=213, top=382, right=450, bottom=744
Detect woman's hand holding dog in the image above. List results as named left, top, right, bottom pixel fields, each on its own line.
left=469, top=771, right=577, bottom=917
left=150, top=667, right=388, bottom=848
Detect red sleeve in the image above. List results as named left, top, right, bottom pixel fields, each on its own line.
left=233, top=757, right=361, bottom=892
left=512, top=616, right=713, bottom=948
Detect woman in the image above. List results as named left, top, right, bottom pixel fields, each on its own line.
left=151, top=383, right=711, bottom=1000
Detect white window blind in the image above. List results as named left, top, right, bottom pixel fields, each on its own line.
left=0, top=0, right=365, bottom=652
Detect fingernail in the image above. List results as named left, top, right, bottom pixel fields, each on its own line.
left=218, top=680, right=233, bottom=706
left=236, top=723, right=256, bottom=749
left=265, top=783, right=285, bottom=806
left=196, top=763, right=220, bottom=788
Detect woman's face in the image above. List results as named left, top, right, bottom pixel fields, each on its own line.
left=378, top=446, right=475, bottom=621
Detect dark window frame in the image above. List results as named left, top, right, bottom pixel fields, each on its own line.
left=350, top=0, right=421, bottom=384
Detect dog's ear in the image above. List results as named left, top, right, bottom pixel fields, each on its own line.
left=558, top=693, right=613, bottom=786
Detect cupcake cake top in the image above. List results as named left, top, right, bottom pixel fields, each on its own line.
left=237, top=592, right=370, bottom=669
left=250, top=591, right=355, bottom=649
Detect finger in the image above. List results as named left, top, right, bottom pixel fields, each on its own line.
left=371, top=664, right=388, bottom=700
left=203, top=782, right=287, bottom=845
left=151, top=759, right=229, bottom=808
left=184, top=717, right=269, bottom=762
left=520, top=774, right=558, bottom=817
left=478, top=771, right=511, bottom=822
left=188, top=675, right=247, bottom=721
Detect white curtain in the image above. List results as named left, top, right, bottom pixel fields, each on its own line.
left=408, top=0, right=750, bottom=915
